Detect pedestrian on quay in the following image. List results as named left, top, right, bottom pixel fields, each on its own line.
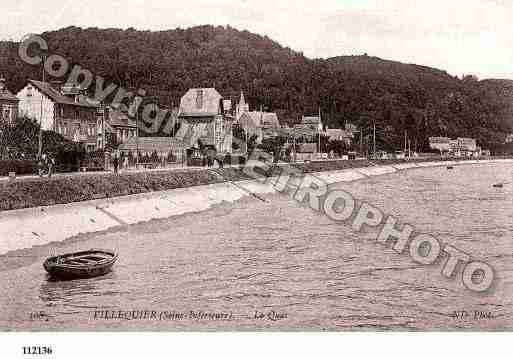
left=37, top=156, right=44, bottom=177
left=113, top=154, right=119, bottom=174
left=38, top=153, right=47, bottom=177
left=48, top=155, right=55, bottom=178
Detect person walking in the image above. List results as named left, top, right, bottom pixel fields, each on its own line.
left=38, top=154, right=47, bottom=177
left=113, top=154, right=119, bottom=174
left=37, top=156, right=44, bottom=177
left=47, top=155, right=55, bottom=178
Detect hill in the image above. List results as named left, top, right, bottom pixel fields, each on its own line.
left=1, top=25, right=512, bottom=151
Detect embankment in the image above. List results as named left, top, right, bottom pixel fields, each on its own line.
left=0, top=158, right=482, bottom=212
left=0, top=158, right=511, bottom=255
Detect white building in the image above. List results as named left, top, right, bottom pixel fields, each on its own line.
left=17, top=80, right=99, bottom=151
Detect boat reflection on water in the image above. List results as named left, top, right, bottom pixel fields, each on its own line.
left=38, top=272, right=121, bottom=319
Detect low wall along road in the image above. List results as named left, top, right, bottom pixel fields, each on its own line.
left=0, top=159, right=511, bottom=255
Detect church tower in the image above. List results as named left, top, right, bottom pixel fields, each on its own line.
left=236, top=90, right=249, bottom=121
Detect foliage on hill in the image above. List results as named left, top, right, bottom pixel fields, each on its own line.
left=1, top=25, right=513, bottom=151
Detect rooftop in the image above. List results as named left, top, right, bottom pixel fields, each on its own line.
left=301, top=116, right=321, bottom=125
left=0, top=88, right=18, bottom=102
left=26, top=80, right=98, bottom=108
left=179, top=88, right=223, bottom=117
left=118, top=136, right=185, bottom=152
left=239, top=111, right=280, bottom=129
left=326, top=128, right=353, bottom=139
left=0, top=78, right=19, bottom=102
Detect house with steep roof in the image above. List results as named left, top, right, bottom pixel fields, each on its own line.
left=293, top=115, right=323, bottom=139
left=100, top=107, right=138, bottom=148
left=0, top=77, right=19, bottom=125
left=325, top=127, right=353, bottom=146
left=234, top=90, right=281, bottom=143
left=238, top=111, right=281, bottom=143
left=301, top=115, right=323, bottom=131
left=16, top=80, right=99, bottom=151
left=176, top=88, right=233, bottom=153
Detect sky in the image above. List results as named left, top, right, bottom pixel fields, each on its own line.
left=1, top=0, right=512, bottom=79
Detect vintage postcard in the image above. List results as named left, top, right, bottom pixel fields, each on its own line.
left=1, top=0, right=513, bottom=350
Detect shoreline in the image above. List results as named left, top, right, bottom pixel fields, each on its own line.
left=0, top=158, right=511, bottom=259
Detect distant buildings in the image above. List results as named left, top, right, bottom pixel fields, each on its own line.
left=325, top=127, right=353, bottom=146
left=429, top=136, right=480, bottom=156
left=238, top=111, right=280, bottom=143
left=234, top=91, right=280, bottom=143
left=175, top=88, right=233, bottom=153
left=118, top=137, right=185, bottom=163
left=98, top=106, right=138, bottom=149
left=17, top=80, right=99, bottom=151
left=429, top=136, right=451, bottom=153
left=0, top=77, right=19, bottom=125
left=293, top=115, right=324, bottom=141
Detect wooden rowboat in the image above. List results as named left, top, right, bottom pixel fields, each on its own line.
left=43, top=249, right=118, bottom=279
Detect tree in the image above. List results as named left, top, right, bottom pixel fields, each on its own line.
left=327, top=139, right=347, bottom=157
left=319, top=134, right=330, bottom=153
left=258, top=135, right=287, bottom=163
left=247, top=134, right=258, bottom=155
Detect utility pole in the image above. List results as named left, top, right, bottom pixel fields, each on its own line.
left=373, top=121, right=376, bottom=158
left=318, top=107, right=321, bottom=156
left=38, top=55, right=47, bottom=159
left=136, top=102, right=140, bottom=168
left=360, top=129, right=363, bottom=156
left=245, top=128, right=248, bottom=155
left=293, top=130, right=296, bottom=163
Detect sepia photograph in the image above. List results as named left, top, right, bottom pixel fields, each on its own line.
left=1, top=0, right=513, bottom=356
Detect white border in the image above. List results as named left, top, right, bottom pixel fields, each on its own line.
left=1, top=332, right=511, bottom=359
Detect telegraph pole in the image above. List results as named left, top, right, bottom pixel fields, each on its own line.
left=359, top=129, right=363, bottom=156
left=373, top=121, right=376, bottom=158
left=318, top=107, right=321, bottom=155
left=293, top=122, right=297, bottom=163
left=136, top=101, right=140, bottom=168
left=38, top=55, right=47, bottom=159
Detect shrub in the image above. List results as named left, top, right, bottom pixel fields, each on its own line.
left=0, top=160, right=37, bottom=176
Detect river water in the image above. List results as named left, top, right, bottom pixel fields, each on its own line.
left=1, top=162, right=513, bottom=331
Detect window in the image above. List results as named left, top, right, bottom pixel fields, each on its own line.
left=2, top=105, right=12, bottom=122
left=75, top=109, right=80, bottom=119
